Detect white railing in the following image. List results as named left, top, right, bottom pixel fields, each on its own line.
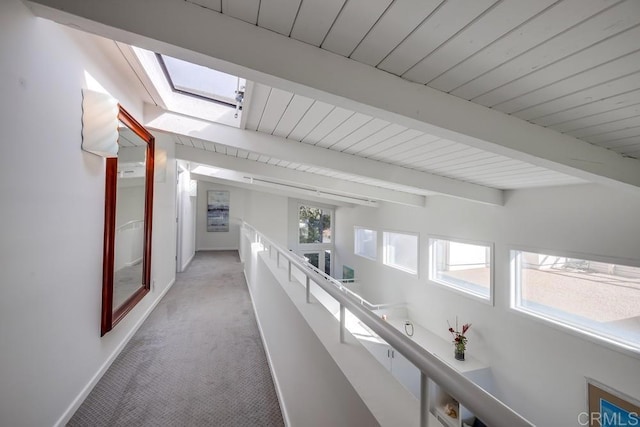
left=243, top=222, right=534, bottom=427
left=117, top=219, right=144, bottom=232
left=291, top=250, right=404, bottom=312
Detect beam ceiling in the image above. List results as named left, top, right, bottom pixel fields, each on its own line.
left=26, top=0, right=640, bottom=196
left=177, top=145, right=426, bottom=208
left=148, top=107, right=501, bottom=206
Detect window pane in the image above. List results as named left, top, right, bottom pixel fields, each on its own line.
left=430, top=238, right=491, bottom=300
left=324, top=250, right=331, bottom=275
left=355, top=228, right=377, bottom=260
left=304, top=252, right=319, bottom=268
left=513, top=250, right=640, bottom=351
left=160, top=54, right=243, bottom=105
left=383, top=232, right=418, bottom=274
left=299, top=206, right=331, bottom=244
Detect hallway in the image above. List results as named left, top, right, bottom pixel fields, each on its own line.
left=69, top=251, right=284, bottom=426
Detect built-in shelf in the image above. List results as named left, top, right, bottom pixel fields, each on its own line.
left=434, top=404, right=459, bottom=427
left=352, top=309, right=493, bottom=427
left=354, top=309, right=488, bottom=372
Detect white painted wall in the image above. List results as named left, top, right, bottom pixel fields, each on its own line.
left=0, top=2, right=176, bottom=425
left=242, top=190, right=288, bottom=245
left=176, top=168, right=196, bottom=271
left=239, top=232, right=380, bottom=427
left=334, top=183, right=640, bottom=426
left=116, top=180, right=145, bottom=226
left=196, top=181, right=246, bottom=250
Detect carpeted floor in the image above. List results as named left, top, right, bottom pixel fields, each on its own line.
left=68, top=251, right=284, bottom=427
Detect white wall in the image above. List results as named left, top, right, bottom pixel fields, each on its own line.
left=0, top=2, right=176, bottom=425
left=242, top=190, right=289, bottom=246
left=334, top=183, right=640, bottom=426
left=116, top=180, right=145, bottom=226
left=196, top=181, right=246, bottom=250
left=177, top=168, right=196, bottom=271
left=240, top=232, right=380, bottom=427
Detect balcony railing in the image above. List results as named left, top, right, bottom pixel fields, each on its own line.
left=242, top=222, right=534, bottom=427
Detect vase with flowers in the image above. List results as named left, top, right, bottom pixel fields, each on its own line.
left=448, top=317, right=471, bottom=361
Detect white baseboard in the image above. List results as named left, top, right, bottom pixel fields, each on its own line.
left=243, top=269, right=291, bottom=427
left=124, top=256, right=143, bottom=267
left=54, top=278, right=176, bottom=427
left=181, top=251, right=196, bottom=271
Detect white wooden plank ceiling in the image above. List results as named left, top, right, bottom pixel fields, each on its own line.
left=172, top=133, right=440, bottom=195
left=195, top=0, right=640, bottom=159
left=243, top=83, right=584, bottom=190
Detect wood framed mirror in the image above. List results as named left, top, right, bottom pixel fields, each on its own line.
left=101, top=105, right=154, bottom=336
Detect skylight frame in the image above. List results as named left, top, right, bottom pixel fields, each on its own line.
left=156, top=53, right=243, bottom=110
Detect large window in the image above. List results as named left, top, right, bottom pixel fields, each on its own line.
left=299, top=205, right=332, bottom=244
left=354, top=227, right=377, bottom=260
left=512, top=250, right=640, bottom=352
left=383, top=231, right=418, bottom=275
left=429, top=238, right=493, bottom=302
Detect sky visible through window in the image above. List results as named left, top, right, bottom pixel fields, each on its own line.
left=159, top=54, right=244, bottom=106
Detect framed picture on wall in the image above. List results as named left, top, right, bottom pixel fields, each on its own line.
left=586, top=380, right=640, bottom=427
left=207, top=190, right=230, bottom=232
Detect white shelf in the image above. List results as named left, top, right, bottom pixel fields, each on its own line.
left=353, top=313, right=491, bottom=427
left=383, top=316, right=488, bottom=374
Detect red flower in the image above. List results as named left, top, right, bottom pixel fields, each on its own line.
left=447, top=318, right=471, bottom=352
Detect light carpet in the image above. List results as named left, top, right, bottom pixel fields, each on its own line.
left=68, top=250, right=284, bottom=427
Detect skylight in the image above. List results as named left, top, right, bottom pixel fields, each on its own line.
left=158, top=54, right=245, bottom=108
left=131, top=46, right=245, bottom=127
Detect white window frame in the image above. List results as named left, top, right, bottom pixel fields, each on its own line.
left=382, top=230, right=419, bottom=275
left=428, top=235, right=494, bottom=305
left=354, top=226, right=377, bottom=261
left=297, top=203, right=334, bottom=247
left=295, top=202, right=335, bottom=276
left=510, top=246, right=640, bottom=356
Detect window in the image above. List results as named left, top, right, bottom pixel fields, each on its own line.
left=512, top=250, right=640, bottom=352
left=429, top=238, right=493, bottom=302
left=354, top=227, right=377, bottom=260
left=304, top=252, right=319, bottom=268
left=299, top=205, right=331, bottom=244
left=303, top=250, right=331, bottom=275
left=383, top=231, right=418, bottom=274
left=158, top=54, right=244, bottom=107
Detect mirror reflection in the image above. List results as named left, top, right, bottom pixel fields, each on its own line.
left=101, top=104, right=154, bottom=336
left=113, top=123, right=147, bottom=310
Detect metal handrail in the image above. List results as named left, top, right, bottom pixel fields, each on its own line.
left=242, top=222, right=534, bottom=427
left=288, top=249, right=405, bottom=312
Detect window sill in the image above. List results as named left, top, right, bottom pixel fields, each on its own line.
left=383, top=262, right=418, bottom=276
left=428, top=278, right=493, bottom=305
left=511, top=305, right=640, bottom=360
